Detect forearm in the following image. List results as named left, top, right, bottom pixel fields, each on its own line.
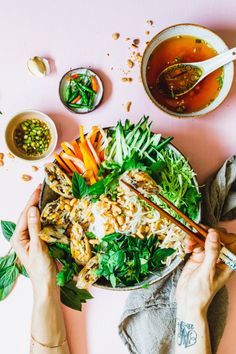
left=31, top=282, right=70, bottom=354
left=175, top=306, right=211, bottom=354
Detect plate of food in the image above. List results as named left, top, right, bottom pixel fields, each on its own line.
left=59, top=68, right=104, bottom=114
left=39, top=116, right=201, bottom=296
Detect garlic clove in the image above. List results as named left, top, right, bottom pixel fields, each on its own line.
left=27, top=56, right=50, bottom=77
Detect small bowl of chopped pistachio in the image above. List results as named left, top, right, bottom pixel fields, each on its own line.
left=5, top=110, right=58, bottom=161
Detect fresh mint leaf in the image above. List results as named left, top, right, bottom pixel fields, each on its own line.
left=1, top=221, right=16, bottom=241
left=60, top=280, right=93, bottom=311
left=57, top=264, right=74, bottom=287
left=0, top=265, right=19, bottom=289
left=0, top=253, right=16, bottom=269
left=0, top=282, right=15, bottom=301
left=86, top=232, right=97, bottom=240
left=87, top=179, right=105, bottom=197
left=18, top=265, right=28, bottom=278
left=72, top=172, right=88, bottom=199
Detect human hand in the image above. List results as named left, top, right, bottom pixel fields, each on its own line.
left=176, top=228, right=236, bottom=313
left=10, top=185, right=56, bottom=295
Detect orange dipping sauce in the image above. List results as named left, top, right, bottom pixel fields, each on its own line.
left=146, top=35, right=223, bottom=114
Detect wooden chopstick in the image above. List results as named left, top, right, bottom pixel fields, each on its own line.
left=121, top=179, right=236, bottom=271
left=156, top=193, right=208, bottom=238
left=121, top=180, right=205, bottom=246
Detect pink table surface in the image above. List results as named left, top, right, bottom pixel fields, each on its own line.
left=0, top=1, right=236, bottom=353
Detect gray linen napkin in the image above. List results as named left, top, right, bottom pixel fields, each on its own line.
left=119, top=155, right=236, bottom=354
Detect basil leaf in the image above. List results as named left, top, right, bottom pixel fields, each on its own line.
left=18, top=264, right=29, bottom=278
left=0, top=282, right=15, bottom=301
left=56, top=264, right=74, bottom=287
left=0, top=253, right=16, bottom=269
left=0, top=265, right=19, bottom=289
left=86, top=232, right=96, bottom=240
left=0, top=221, right=16, bottom=241
left=72, top=172, right=88, bottom=199
left=60, top=281, right=93, bottom=311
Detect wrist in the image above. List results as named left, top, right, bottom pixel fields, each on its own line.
left=33, top=278, right=59, bottom=303
left=177, top=302, right=208, bottom=320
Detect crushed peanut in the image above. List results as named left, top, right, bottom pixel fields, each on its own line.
left=147, top=20, right=154, bottom=26
left=0, top=153, right=4, bottom=160
left=145, top=31, right=150, bottom=35
left=133, top=39, right=140, bottom=45
left=125, top=101, right=132, bottom=112
left=121, top=77, right=133, bottom=82
left=21, top=174, right=32, bottom=181
left=127, top=59, right=134, bottom=68
left=0, top=160, right=4, bottom=167
left=112, top=33, right=120, bottom=40
left=31, top=166, right=39, bottom=172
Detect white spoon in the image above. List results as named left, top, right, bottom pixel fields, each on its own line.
left=158, top=47, right=236, bottom=97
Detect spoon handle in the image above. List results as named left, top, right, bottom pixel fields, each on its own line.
left=200, top=47, right=236, bottom=77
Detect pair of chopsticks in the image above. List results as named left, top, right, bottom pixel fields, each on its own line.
left=121, top=180, right=236, bottom=271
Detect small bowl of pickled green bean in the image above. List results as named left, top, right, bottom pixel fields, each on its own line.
left=59, top=68, right=104, bottom=114
left=5, top=110, right=58, bottom=161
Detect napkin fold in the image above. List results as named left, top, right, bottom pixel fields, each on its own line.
left=119, top=155, right=236, bottom=354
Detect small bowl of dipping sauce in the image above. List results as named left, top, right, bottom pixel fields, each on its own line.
left=5, top=110, right=58, bottom=161
left=141, top=24, right=234, bottom=118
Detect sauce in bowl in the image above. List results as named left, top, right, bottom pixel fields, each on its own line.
left=146, top=35, right=223, bottom=114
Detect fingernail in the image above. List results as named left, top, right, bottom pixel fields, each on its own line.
left=37, top=184, right=42, bottom=190
left=29, top=207, right=37, bottom=217
left=209, top=231, right=219, bottom=242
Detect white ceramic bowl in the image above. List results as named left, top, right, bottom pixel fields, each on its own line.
left=141, top=23, right=234, bottom=118
left=5, top=110, right=58, bottom=161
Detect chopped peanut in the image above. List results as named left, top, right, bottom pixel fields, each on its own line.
left=21, top=174, right=32, bottom=182
left=31, top=166, right=39, bottom=172
left=112, top=33, right=120, bottom=40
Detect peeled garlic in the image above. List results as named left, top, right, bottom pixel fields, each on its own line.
left=27, top=56, right=50, bottom=77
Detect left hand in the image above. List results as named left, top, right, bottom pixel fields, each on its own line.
left=10, top=185, right=56, bottom=294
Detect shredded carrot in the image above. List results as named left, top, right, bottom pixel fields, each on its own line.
left=71, top=140, right=83, bottom=160
left=91, top=76, right=99, bottom=92
left=80, top=142, right=99, bottom=182
left=61, top=142, right=76, bottom=157
left=54, top=153, right=71, bottom=174
left=71, top=94, right=81, bottom=104
left=59, top=153, right=79, bottom=173
left=66, top=73, right=79, bottom=80
left=80, top=126, right=85, bottom=143
left=89, top=128, right=99, bottom=146
left=99, top=150, right=105, bottom=161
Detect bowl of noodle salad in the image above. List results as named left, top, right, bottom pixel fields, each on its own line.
left=39, top=116, right=201, bottom=292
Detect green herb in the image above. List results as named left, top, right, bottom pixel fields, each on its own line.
left=0, top=253, right=19, bottom=300
left=97, top=233, right=175, bottom=287
left=48, top=243, right=80, bottom=287
left=86, top=232, right=97, bottom=240
left=1, top=220, right=16, bottom=241
left=195, top=38, right=202, bottom=43
left=175, top=57, right=183, bottom=63
left=60, top=281, right=93, bottom=311
left=72, top=172, right=88, bottom=199
left=150, top=148, right=201, bottom=221
left=217, top=75, right=224, bottom=90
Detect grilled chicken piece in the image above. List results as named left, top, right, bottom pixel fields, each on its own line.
left=76, top=256, right=99, bottom=289
left=41, top=197, right=72, bottom=228
left=39, top=225, right=69, bottom=244
left=45, top=163, right=73, bottom=198
left=70, top=223, right=92, bottom=265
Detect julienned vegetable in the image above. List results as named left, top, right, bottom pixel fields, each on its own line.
left=65, top=72, right=98, bottom=110
left=14, top=119, right=51, bottom=156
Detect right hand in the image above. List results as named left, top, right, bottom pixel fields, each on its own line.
left=176, top=228, right=236, bottom=312
left=10, top=185, right=56, bottom=293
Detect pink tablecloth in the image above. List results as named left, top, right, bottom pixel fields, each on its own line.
left=0, top=1, right=236, bottom=353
